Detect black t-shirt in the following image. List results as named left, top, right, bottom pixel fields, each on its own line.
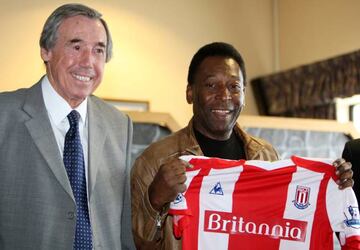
left=194, top=128, right=246, bottom=160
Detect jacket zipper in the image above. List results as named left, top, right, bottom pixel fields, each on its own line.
left=153, top=213, right=162, bottom=241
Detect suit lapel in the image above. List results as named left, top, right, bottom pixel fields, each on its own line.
left=23, top=81, right=74, bottom=201
left=87, top=97, right=107, bottom=200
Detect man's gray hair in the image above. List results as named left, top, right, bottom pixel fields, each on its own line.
left=39, top=3, right=113, bottom=62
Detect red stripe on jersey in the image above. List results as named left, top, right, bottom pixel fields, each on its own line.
left=228, top=164, right=298, bottom=249
left=187, top=157, right=245, bottom=171
left=182, top=167, right=210, bottom=250
left=309, top=174, right=333, bottom=250
left=344, top=236, right=360, bottom=249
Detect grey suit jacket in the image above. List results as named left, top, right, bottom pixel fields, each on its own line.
left=0, top=79, right=135, bottom=249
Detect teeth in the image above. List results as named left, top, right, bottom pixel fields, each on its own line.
left=73, top=74, right=91, bottom=82
left=212, top=110, right=230, bottom=114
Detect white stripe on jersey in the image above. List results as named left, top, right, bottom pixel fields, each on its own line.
left=199, top=166, right=243, bottom=250
left=279, top=167, right=323, bottom=250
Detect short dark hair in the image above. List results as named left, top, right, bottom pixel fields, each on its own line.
left=187, top=42, right=246, bottom=86
left=39, top=3, right=113, bottom=62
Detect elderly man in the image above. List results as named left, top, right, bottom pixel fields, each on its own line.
left=131, top=42, right=353, bottom=249
left=0, top=4, right=133, bottom=249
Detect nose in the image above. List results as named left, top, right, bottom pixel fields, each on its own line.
left=79, top=48, right=93, bottom=67
left=216, top=85, right=231, bottom=100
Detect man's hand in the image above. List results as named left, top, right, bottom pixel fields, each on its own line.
left=333, top=158, right=354, bottom=189
left=148, top=158, right=192, bottom=212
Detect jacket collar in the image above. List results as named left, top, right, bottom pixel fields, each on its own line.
left=233, top=124, right=268, bottom=160
left=186, top=117, right=267, bottom=160
left=182, top=118, right=203, bottom=156
left=23, top=78, right=75, bottom=201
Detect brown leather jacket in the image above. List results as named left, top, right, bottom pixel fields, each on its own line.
left=131, top=120, right=279, bottom=250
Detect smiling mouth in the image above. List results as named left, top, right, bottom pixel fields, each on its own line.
left=211, top=109, right=231, bottom=114
left=72, top=73, right=92, bottom=82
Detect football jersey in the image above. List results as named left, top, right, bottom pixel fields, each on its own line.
left=168, top=155, right=360, bottom=250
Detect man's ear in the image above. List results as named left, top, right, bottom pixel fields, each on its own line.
left=186, top=84, right=193, bottom=104
left=40, top=47, right=52, bottom=63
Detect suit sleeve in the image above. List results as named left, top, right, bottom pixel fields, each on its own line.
left=121, top=116, right=136, bottom=250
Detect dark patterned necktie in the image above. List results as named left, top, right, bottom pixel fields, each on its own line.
left=63, top=110, right=92, bottom=249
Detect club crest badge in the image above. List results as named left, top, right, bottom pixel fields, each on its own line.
left=293, top=185, right=310, bottom=209
left=344, top=205, right=360, bottom=229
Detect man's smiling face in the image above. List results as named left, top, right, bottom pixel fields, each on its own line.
left=41, top=15, right=107, bottom=108
left=187, top=56, right=245, bottom=140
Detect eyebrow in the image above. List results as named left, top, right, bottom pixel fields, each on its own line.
left=68, top=38, right=82, bottom=44
left=204, top=75, right=241, bottom=80
left=67, top=39, right=106, bottom=48
left=96, top=42, right=106, bottom=48
left=231, top=76, right=242, bottom=80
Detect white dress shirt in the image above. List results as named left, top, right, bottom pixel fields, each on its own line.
left=41, top=76, right=89, bottom=184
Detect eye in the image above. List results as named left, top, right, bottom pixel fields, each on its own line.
left=73, top=45, right=81, bottom=51
left=95, top=48, right=105, bottom=54
left=96, top=49, right=104, bottom=54
left=205, top=82, right=216, bottom=89
left=229, top=82, right=242, bottom=93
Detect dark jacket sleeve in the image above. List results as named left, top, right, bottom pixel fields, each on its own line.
left=342, top=140, right=360, bottom=203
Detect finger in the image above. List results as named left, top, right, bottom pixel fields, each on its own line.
left=179, top=159, right=193, bottom=169
left=333, top=158, right=346, bottom=168
left=173, top=166, right=187, bottom=176
left=178, top=183, right=187, bottom=193
left=336, top=162, right=352, bottom=175
left=337, top=171, right=353, bottom=184
left=160, top=160, right=184, bottom=173
left=177, top=175, right=187, bottom=184
left=338, top=169, right=353, bottom=180
left=337, top=179, right=354, bottom=190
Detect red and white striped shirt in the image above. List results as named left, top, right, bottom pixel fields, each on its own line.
left=169, top=155, right=360, bottom=250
